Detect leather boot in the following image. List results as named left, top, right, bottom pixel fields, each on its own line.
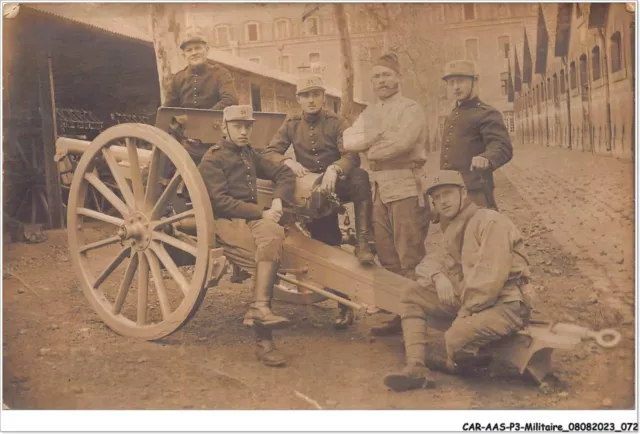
left=371, top=314, right=403, bottom=336
left=254, top=322, right=287, bottom=367
left=353, top=200, right=374, bottom=266
left=384, top=316, right=435, bottom=392
left=246, top=261, right=290, bottom=330
left=334, top=303, right=354, bottom=330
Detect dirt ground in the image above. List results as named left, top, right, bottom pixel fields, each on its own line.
left=2, top=148, right=636, bottom=410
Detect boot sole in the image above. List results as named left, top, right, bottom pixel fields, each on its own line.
left=254, top=319, right=291, bottom=330
left=384, top=374, right=436, bottom=392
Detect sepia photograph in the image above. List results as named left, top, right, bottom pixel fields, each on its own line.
left=1, top=0, right=637, bottom=430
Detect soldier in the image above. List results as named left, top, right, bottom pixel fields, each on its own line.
left=198, top=105, right=296, bottom=367
left=343, top=53, right=431, bottom=336
left=164, top=28, right=238, bottom=110
left=263, top=75, right=374, bottom=329
left=383, top=170, right=531, bottom=392
left=440, top=60, right=513, bottom=210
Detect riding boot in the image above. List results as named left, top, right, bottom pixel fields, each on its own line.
left=353, top=200, right=374, bottom=265
left=254, top=322, right=287, bottom=367
left=245, top=261, right=290, bottom=330
left=334, top=303, right=355, bottom=330
left=383, top=317, right=436, bottom=392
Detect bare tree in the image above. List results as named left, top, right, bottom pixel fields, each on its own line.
left=150, top=4, right=185, bottom=104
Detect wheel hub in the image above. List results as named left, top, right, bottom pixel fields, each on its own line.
left=118, top=211, right=151, bottom=250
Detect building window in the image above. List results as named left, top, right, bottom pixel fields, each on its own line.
left=278, top=55, right=291, bottom=73
left=570, top=61, right=577, bottom=89
left=246, top=22, right=260, bottom=42
left=251, top=84, right=262, bottom=112
left=274, top=18, right=290, bottom=39
left=552, top=73, right=558, bottom=100
left=547, top=77, right=552, bottom=100
left=305, top=16, right=320, bottom=36
left=249, top=57, right=261, bottom=64
left=309, top=52, right=320, bottom=65
left=560, top=69, right=566, bottom=94
left=611, top=31, right=622, bottom=72
left=498, top=36, right=510, bottom=58
left=497, top=4, right=509, bottom=18
left=333, top=100, right=340, bottom=114
left=464, top=38, right=479, bottom=61
left=463, top=4, right=476, bottom=20
left=215, top=24, right=231, bottom=46
left=500, top=72, right=509, bottom=95
left=579, top=53, right=589, bottom=94
left=592, top=46, right=601, bottom=80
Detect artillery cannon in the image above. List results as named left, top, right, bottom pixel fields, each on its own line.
left=56, top=108, right=621, bottom=383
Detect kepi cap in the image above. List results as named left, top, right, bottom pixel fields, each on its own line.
left=442, top=60, right=478, bottom=80
left=296, top=75, right=325, bottom=95
left=425, top=170, right=466, bottom=195
left=223, top=105, right=256, bottom=122
left=180, top=27, right=208, bottom=49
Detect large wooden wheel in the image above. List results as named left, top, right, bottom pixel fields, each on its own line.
left=67, top=124, right=215, bottom=340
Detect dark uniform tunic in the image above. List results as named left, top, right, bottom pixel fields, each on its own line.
left=440, top=96, right=513, bottom=208
left=164, top=60, right=238, bottom=110
left=198, top=139, right=295, bottom=270
left=263, top=110, right=371, bottom=246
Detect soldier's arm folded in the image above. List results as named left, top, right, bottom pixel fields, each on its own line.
left=263, top=120, right=293, bottom=165
left=343, top=111, right=379, bottom=152
left=255, top=153, right=296, bottom=206
left=332, top=118, right=360, bottom=175
left=211, top=69, right=239, bottom=110
left=366, top=104, right=425, bottom=161
left=163, top=76, right=180, bottom=108
left=477, top=109, right=513, bottom=170
left=460, top=218, right=513, bottom=313
left=198, top=156, right=263, bottom=220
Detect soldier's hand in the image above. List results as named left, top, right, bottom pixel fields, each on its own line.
left=433, top=273, right=457, bottom=307
left=470, top=156, right=491, bottom=171
left=271, top=198, right=283, bottom=212
left=284, top=159, right=308, bottom=177
left=320, top=166, right=338, bottom=193
left=262, top=208, right=283, bottom=223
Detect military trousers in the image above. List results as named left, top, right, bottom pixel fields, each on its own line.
left=215, top=218, right=285, bottom=272
left=372, top=192, right=430, bottom=278
left=401, top=281, right=529, bottom=361
left=305, top=167, right=372, bottom=246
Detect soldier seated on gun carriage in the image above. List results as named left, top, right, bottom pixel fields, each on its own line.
left=384, top=170, right=533, bottom=392
left=198, top=105, right=296, bottom=367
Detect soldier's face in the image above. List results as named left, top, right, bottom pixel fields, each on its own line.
left=296, top=90, right=325, bottom=114
left=431, top=185, right=466, bottom=219
left=446, top=77, right=474, bottom=101
left=182, top=42, right=208, bottom=67
left=225, top=121, right=253, bottom=147
left=371, top=65, right=400, bottom=99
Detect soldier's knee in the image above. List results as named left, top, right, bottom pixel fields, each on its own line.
left=444, top=323, right=476, bottom=358
left=261, top=220, right=286, bottom=241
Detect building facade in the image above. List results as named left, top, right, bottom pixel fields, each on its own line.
left=511, top=3, right=634, bottom=158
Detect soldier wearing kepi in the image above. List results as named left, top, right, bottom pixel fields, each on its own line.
left=198, top=105, right=296, bottom=367
left=440, top=60, right=513, bottom=210
left=383, top=170, right=531, bottom=392
left=264, top=75, right=374, bottom=329
left=164, top=28, right=238, bottom=110
left=343, top=53, right=431, bottom=336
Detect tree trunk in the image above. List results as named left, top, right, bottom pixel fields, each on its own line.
left=333, top=4, right=356, bottom=123
left=149, top=4, right=185, bottom=105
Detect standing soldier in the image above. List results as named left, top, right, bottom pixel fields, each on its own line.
left=164, top=28, right=238, bottom=110
left=263, top=75, right=374, bottom=329
left=198, top=105, right=296, bottom=367
left=383, top=170, right=531, bottom=392
left=440, top=60, right=513, bottom=210
left=343, top=53, right=431, bottom=336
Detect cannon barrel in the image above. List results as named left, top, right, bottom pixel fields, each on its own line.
left=56, top=136, right=152, bottom=165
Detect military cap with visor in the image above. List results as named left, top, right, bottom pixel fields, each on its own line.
left=180, top=28, right=208, bottom=50
left=442, top=60, right=478, bottom=80
left=223, top=105, right=256, bottom=122
left=296, top=75, right=325, bottom=95
left=425, top=170, right=466, bottom=195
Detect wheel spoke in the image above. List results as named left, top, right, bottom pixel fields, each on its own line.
left=101, top=147, right=136, bottom=209
left=79, top=235, right=121, bottom=254
left=150, top=209, right=195, bottom=229
left=93, top=247, right=131, bottom=289
left=145, top=250, right=172, bottom=320
left=77, top=207, right=124, bottom=226
left=137, top=252, right=149, bottom=325
left=152, top=231, right=198, bottom=256
left=149, top=241, right=190, bottom=297
left=150, top=173, right=182, bottom=220
left=126, top=138, right=145, bottom=207
left=84, top=172, right=130, bottom=217
left=112, top=252, right=139, bottom=315
left=144, top=146, right=162, bottom=212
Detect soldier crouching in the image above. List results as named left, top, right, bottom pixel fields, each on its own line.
left=383, top=170, right=532, bottom=392
left=198, top=105, right=296, bottom=367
